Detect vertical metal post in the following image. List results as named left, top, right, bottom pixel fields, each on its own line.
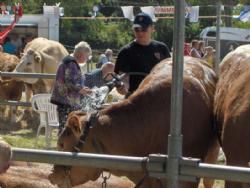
left=167, top=1, right=185, bottom=188
left=215, top=1, right=221, bottom=75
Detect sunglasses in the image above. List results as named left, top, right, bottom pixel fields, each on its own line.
left=134, top=27, right=148, bottom=33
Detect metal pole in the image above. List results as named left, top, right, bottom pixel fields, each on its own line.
left=0, top=71, right=56, bottom=79
left=10, top=148, right=250, bottom=183
left=215, top=1, right=221, bottom=75
left=181, top=162, right=250, bottom=183
left=11, top=148, right=147, bottom=172
left=167, top=0, right=185, bottom=187
left=0, top=100, right=31, bottom=107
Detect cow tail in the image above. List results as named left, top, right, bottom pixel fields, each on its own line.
left=212, top=114, right=223, bottom=147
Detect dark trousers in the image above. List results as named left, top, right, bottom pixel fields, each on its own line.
left=57, top=105, right=78, bottom=134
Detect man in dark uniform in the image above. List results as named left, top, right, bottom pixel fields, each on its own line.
left=114, top=12, right=171, bottom=97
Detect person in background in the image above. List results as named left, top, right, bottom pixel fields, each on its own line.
left=190, top=39, right=201, bottom=58
left=197, top=40, right=205, bottom=57
left=114, top=12, right=171, bottom=97
left=10, top=33, right=22, bottom=56
left=0, top=45, right=3, bottom=52
left=50, top=41, right=92, bottom=133
left=85, top=62, right=115, bottom=88
left=184, top=42, right=191, bottom=56
left=70, top=41, right=92, bottom=73
left=3, top=37, right=16, bottom=55
left=203, top=46, right=216, bottom=68
left=21, top=33, right=33, bottom=51
left=96, top=48, right=113, bottom=68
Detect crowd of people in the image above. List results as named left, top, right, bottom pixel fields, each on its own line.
left=187, top=39, right=216, bottom=68
left=1, top=12, right=218, bottom=133
left=0, top=33, right=33, bottom=56
left=0, top=12, right=172, bottom=133
left=50, top=12, right=172, bottom=132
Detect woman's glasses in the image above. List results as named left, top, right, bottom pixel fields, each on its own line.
left=134, top=27, right=148, bottom=33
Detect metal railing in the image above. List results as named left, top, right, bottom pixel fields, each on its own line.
left=0, top=71, right=56, bottom=107
left=11, top=148, right=250, bottom=184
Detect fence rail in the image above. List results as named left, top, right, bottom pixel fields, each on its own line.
left=2, top=70, right=250, bottom=185
left=11, top=148, right=250, bottom=183
left=0, top=71, right=56, bottom=79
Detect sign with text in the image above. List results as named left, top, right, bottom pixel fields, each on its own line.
left=155, top=6, right=191, bottom=15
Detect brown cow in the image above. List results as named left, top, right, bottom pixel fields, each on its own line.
left=49, top=57, right=220, bottom=188
left=0, top=52, right=24, bottom=122
left=0, top=137, right=11, bottom=174
left=214, top=44, right=250, bottom=188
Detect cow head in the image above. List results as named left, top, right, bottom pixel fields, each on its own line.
left=49, top=111, right=101, bottom=187
left=14, top=49, right=43, bottom=84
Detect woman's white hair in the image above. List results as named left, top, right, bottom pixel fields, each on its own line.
left=74, top=41, right=92, bottom=55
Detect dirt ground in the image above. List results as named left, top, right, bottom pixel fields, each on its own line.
left=0, top=162, right=134, bottom=188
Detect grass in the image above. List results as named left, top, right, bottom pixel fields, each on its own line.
left=1, top=128, right=57, bottom=149
left=0, top=107, right=58, bottom=150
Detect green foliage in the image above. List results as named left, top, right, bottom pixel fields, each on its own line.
left=185, top=23, right=202, bottom=42
left=240, top=0, right=250, bottom=3
left=10, top=0, right=250, bottom=52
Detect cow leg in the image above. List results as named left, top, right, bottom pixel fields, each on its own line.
left=9, top=106, right=17, bottom=123
left=24, top=84, right=33, bottom=102
left=0, top=106, right=6, bottom=121
left=202, top=138, right=220, bottom=188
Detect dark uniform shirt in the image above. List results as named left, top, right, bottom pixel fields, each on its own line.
left=114, top=40, right=171, bottom=93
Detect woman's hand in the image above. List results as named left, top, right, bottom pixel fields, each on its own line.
left=79, top=87, right=92, bottom=95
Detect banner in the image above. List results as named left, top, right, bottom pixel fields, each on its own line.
left=155, top=6, right=175, bottom=14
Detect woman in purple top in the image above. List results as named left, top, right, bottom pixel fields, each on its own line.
left=51, top=41, right=92, bottom=133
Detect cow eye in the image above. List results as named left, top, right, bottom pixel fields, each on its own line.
left=26, top=62, right=32, bottom=65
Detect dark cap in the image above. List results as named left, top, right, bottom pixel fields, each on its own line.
left=133, top=12, right=153, bottom=28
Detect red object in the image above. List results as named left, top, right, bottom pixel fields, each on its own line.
left=0, top=20, right=16, bottom=44
left=184, top=43, right=191, bottom=56
left=0, top=3, right=23, bottom=44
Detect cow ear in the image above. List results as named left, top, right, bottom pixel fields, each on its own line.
left=27, top=49, right=34, bottom=55
left=67, top=115, right=82, bottom=137
left=34, top=52, right=42, bottom=63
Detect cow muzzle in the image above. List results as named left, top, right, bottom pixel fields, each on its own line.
left=48, top=165, right=72, bottom=188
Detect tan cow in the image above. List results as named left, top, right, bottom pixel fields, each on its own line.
left=49, top=57, right=220, bottom=188
left=214, top=44, right=250, bottom=188
left=0, top=52, right=24, bottom=122
left=14, top=37, right=69, bottom=101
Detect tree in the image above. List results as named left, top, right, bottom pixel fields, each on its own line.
left=14, top=0, right=250, bottom=56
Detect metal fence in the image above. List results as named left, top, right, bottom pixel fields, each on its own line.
left=11, top=148, right=250, bottom=184
left=2, top=1, right=250, bottom=187
left=2, top=70, right=250, bottom=186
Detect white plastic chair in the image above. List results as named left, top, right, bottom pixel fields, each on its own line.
left=31, top=93, right=59, bottom=148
